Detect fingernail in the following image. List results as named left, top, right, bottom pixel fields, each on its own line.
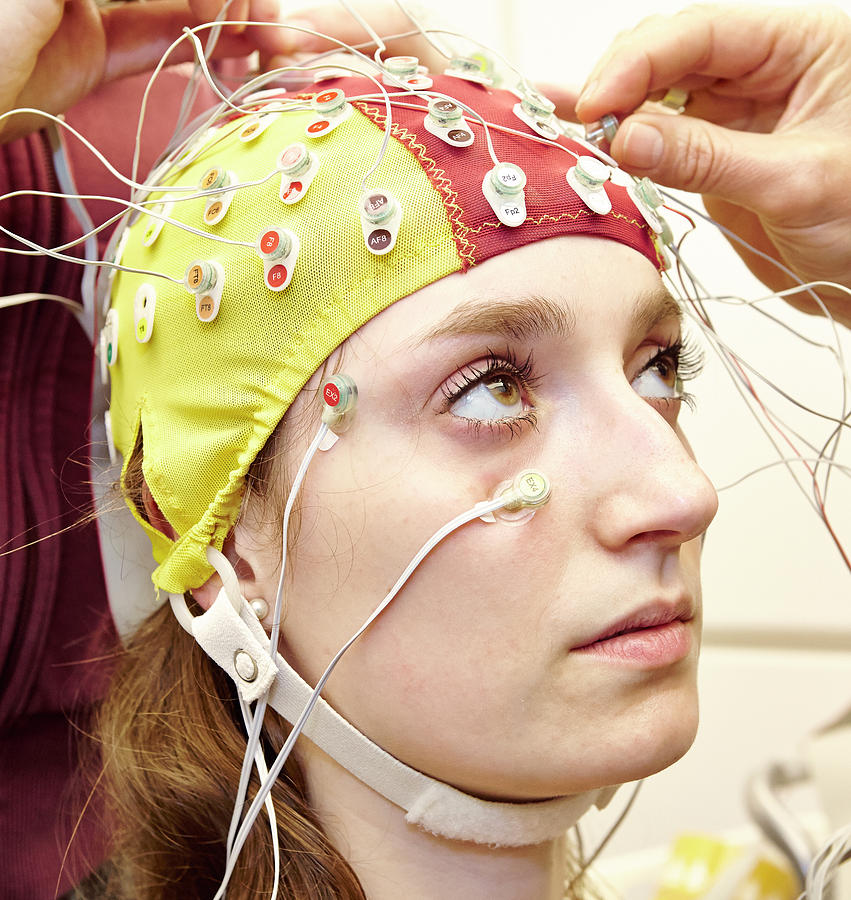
left=576, top=79, right=599, bottom=110
left=621, top=121, right=664, bottom=168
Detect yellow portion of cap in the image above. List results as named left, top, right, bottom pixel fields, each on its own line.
left=109, top=100, right=463, bottom=593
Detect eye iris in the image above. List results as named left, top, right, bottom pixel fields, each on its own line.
left=486, top=375, right=520, bottom=406
left=655, top=359, right=677, bottom=388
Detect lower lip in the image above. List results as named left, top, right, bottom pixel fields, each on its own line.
left=573, top=621, right=693, bottom=666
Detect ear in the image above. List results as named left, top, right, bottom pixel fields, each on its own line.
left=141, top=481, right=177, bottom=541
left=142, top=475, right=278, bottom=620
left=189, top=518, right=279, bottom=621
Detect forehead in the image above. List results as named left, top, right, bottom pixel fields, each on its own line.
left=353, top=236, right=674, bottom=353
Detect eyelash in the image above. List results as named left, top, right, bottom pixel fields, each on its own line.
left=440, top=348, right=541, bottom=438
left=439, top=337, right=703, bottom=437
left=640, top=337, right=704, bottom=411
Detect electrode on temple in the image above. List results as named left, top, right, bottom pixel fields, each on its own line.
left=319, top=374, right=358, bottom=449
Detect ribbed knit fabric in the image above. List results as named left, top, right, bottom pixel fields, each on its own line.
left=0, top=126, right=114, bottom=898
left=0, top=68, right=215, bottom=899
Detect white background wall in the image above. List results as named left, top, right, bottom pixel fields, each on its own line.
left=412, top=0, right=851, bottom=892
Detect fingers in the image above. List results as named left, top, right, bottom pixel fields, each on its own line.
left=100, top=1, right=262, bottom=83
left=188, top=0, right=314, bottom=57
left=534, top=81, right=581, bottom=123
left=574, top=3, right=827, bottom=124
left=273, top=2, right=445, bottom=61
left=0, top=0, right=65, bottom=120
left=609, top=111, right=799, bottom=218
left=188, top=0, right=250, bottom=27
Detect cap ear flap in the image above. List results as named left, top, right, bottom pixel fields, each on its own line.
left=121, top=425, right=177, bottom=542
left=141, top=480, right=177, bottom=542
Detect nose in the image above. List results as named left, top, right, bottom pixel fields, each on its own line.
left=584, top=389, right=718, bottom=551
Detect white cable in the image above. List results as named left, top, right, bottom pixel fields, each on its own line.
left=663, top=192, right=850, bottom=515
left=338, top=0, right=388, bottom=66
left=0, top=220, right=183, bottom=285
left=803, top=823, right=851, bottom=898
left=215, top=490, right=512, bottom=900
left=0, top=185, right=262, bottom=254
left=225, top=421, right=330, bottom=869
left=668, top=246, right=847, bottom=516
left=0, top=292, right=82, bottom=313
left=715, top=457, right=851, bottom=492
left=46, top=123, right=97, bottom=342
left=392, top=0, right=454, bottom=60
left=237, top=697, right=280, bottom=900
left=567, top=780, right=643, bottom=892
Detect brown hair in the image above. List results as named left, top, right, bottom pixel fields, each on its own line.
left=86, top=600, right=366, bottom=899
left=83, top=361, right=367, bottom=899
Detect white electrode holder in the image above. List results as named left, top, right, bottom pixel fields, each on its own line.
left=276, top=142, right=320, bottom=205
left=255, top=226, right=300, bottom=292
left=198, top=167, right=236, bottom=227
left=359, top=189, right=403, bottom=255
left=305, top=88, right=352, bottom=139
left=423, top=97, right=475, bottom=148
left=482, top=162, right=527, bottom=227
left=184, top=259, right=226, bottom=322
left=566, top=156, right=613, bottom=215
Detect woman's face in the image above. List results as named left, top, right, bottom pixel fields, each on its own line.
left=253, top=235, right=718, bottom=800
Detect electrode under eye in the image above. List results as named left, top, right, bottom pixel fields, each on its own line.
left=480, top=469, right=552, bottom=525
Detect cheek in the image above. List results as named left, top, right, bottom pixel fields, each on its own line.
left=284, top=477, right=565, bottom=760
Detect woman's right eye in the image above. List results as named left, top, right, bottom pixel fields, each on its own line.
left=449, top=372, right=527, bottom=421
left=437, top=351, right=540, bottom=437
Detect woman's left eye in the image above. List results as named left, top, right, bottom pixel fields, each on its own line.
left=632, top=353, right=682, bottom=399
left=631, top=339, right=700, bottom=407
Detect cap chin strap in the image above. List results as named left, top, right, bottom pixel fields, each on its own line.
left=179, top=583, right=620, bottom=848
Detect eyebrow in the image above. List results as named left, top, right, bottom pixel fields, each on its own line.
left=412, top=285, right=681, bottom=346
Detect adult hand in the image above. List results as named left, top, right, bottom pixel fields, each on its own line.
left=254, top=2, right=448, bottom=82
left=0, top=0, right=302, bottom=142
left=571, top=4, right=851, bottom=326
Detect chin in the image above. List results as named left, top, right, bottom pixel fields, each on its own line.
left=534, top=682, right=701, bottom=798
left=581, top=688, right=700, bottom=792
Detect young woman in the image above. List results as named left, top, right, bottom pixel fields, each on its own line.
left=90, top=54, right=717, bottom=899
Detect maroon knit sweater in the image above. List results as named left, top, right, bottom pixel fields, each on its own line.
left=0, top=125, right=113, bottom=898
left=0, top=70, right=215, bottom=899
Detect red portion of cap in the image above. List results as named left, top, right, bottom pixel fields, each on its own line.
left=325, top=75, right=662, bottom=273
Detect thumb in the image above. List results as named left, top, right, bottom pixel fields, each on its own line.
left=610, top=112, right=792, bottom=213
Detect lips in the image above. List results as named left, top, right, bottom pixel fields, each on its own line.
left=573, top=598, right=694, bottom=651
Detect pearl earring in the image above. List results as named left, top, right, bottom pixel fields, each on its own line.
left=248, top=597, right=269, bottom=620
